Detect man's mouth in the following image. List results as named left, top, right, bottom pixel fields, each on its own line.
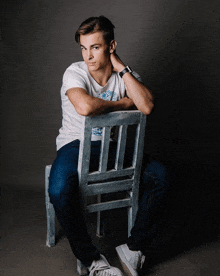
left=88, top=62, right=96, bottom=66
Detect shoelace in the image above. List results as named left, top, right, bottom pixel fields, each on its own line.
left=89, top=255, right=123, bottom=276
left=89, top=259, right=111, bottom=276
left=130, top=251, right=145, bottom=270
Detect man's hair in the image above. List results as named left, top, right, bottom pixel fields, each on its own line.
left=75, top=16, right=115, bottom=46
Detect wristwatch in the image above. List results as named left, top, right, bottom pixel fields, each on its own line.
left=119, top=66, right=132, bottom=78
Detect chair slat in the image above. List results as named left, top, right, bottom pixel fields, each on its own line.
left=99, top=126, right=111, bottom=172
left=88, top=167, right=134, bottom=182
left=87, top=198, right=131, bottom=213
left=115, top=125, right=127, bottom=170
left=84, top=179, right=133, bottom=196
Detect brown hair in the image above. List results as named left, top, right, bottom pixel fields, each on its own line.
left=75, top=16, right=115, bottom=45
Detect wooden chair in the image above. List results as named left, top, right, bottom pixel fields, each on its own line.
left=45, top=110, right=146, bottom=274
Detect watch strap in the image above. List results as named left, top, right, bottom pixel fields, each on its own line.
left=119, top=66, right=132, bottom=78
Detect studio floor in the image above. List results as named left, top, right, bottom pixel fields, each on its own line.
left=2, top=181, right=220, bottom=276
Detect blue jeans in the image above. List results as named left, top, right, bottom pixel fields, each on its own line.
left=49, top=140, right=172, bottom=266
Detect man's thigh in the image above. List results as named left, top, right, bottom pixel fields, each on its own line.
left=50, top=140, right=103, bottom=184
left=52, top=140, right=80, bottom=175
left=49, top=140, right=81, bottom=197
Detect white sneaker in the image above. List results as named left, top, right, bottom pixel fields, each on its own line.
left=116, top=244, right=145, bottom=276
left=89, top=254, right=124, bottom=276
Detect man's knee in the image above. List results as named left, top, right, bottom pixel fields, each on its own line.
left=141, top=160, right=173, bottom=191
left=48, top=165, right=78, bottom=202
left=146, top=161, right=167, bottom=180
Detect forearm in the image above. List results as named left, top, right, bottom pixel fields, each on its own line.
left=67, top=88, right=133, bottom=116
left=84, top=96, right=127, bottom=116
left=122, top=72, right=154, bottom=115
left=110, top=53, right=154, bottom=115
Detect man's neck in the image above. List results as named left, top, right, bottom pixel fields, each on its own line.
left=88, top=63, right=113, bottom=87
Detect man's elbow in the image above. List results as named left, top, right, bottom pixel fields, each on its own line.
left=75, top=103, right=94, bottom=116
left=141, top=101, right=154, bottom=115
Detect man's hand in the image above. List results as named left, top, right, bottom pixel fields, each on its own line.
left=110, top=52, right=154, bottom=115
left=110, top=52, right=126, bottom=73
left=67, top=88, right=135, bottom=116
left=118, top=97, right=135, bottom=110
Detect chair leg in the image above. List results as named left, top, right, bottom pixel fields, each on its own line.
left=46, top=202, right=56, bottom=247
left=77, top=259, right=88, bottom=275
left=45, top=165, right=55, bottom=247
left=127, top=206, right=133, bottom=238
left=127, top=191, right=133, bottom=237
left=96, top=195, right=104, bottom=237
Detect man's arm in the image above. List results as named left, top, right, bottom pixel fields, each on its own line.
left=66, top=88, right=135, bottom=116
left=110, top=53, right=154, bottom=115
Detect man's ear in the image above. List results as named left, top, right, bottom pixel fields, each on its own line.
left=109, top=40, right=117, bottom=53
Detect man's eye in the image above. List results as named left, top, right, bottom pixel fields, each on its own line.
left=93, top=46, right=99, bottom=50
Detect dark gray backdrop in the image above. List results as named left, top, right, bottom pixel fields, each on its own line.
left=2, top=0, right=220, bottom=193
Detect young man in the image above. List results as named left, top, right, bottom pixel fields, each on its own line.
left=49, top=16, right=170, bottom=276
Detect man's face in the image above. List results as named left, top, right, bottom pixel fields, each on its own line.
left=80, top=31, right=111, bottom=72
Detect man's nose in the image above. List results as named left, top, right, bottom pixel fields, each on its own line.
left=87, top=49, right=93, bottom=60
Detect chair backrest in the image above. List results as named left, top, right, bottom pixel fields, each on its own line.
left=78, top=110, right=147, bottom=222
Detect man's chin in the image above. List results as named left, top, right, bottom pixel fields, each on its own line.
left=87, top=65, right=97, bottom=70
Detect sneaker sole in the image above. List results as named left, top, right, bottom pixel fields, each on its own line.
left=116, top=246, right=138, bottom=276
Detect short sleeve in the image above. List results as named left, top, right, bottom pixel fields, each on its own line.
left=62, top=67, right=87, bottom=93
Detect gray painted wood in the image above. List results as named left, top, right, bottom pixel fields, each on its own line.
left=87, top=167, right=134, bottom=182
left=85, top=111, right=141, bottom=127
left=99, top=127, right=111, bottom=172
left=78, top=111, right=146, bottom=237
left=130, top=115, right=147, bottom=228
left=84, top=179, right=133, bottom=196
left=45, top=165, right=55, bottom=247
left=86, top=198, right=132, bottom=213
left=45, top=110, right=146, bottom=273
left=96, top=194, right=102, bottom=237
left=115, top=125, right=127, bottom=170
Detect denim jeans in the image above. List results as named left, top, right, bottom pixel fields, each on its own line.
left=49, top=140, right=172, bottom=266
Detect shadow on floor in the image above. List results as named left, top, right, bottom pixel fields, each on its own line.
left=2, top=160, right=220, bottom=276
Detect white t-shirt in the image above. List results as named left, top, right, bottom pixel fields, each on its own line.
left=56, top=61, right=142, bottom=151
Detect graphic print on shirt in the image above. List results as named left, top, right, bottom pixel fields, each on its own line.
left=92, top=90, right=118, bottom=136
